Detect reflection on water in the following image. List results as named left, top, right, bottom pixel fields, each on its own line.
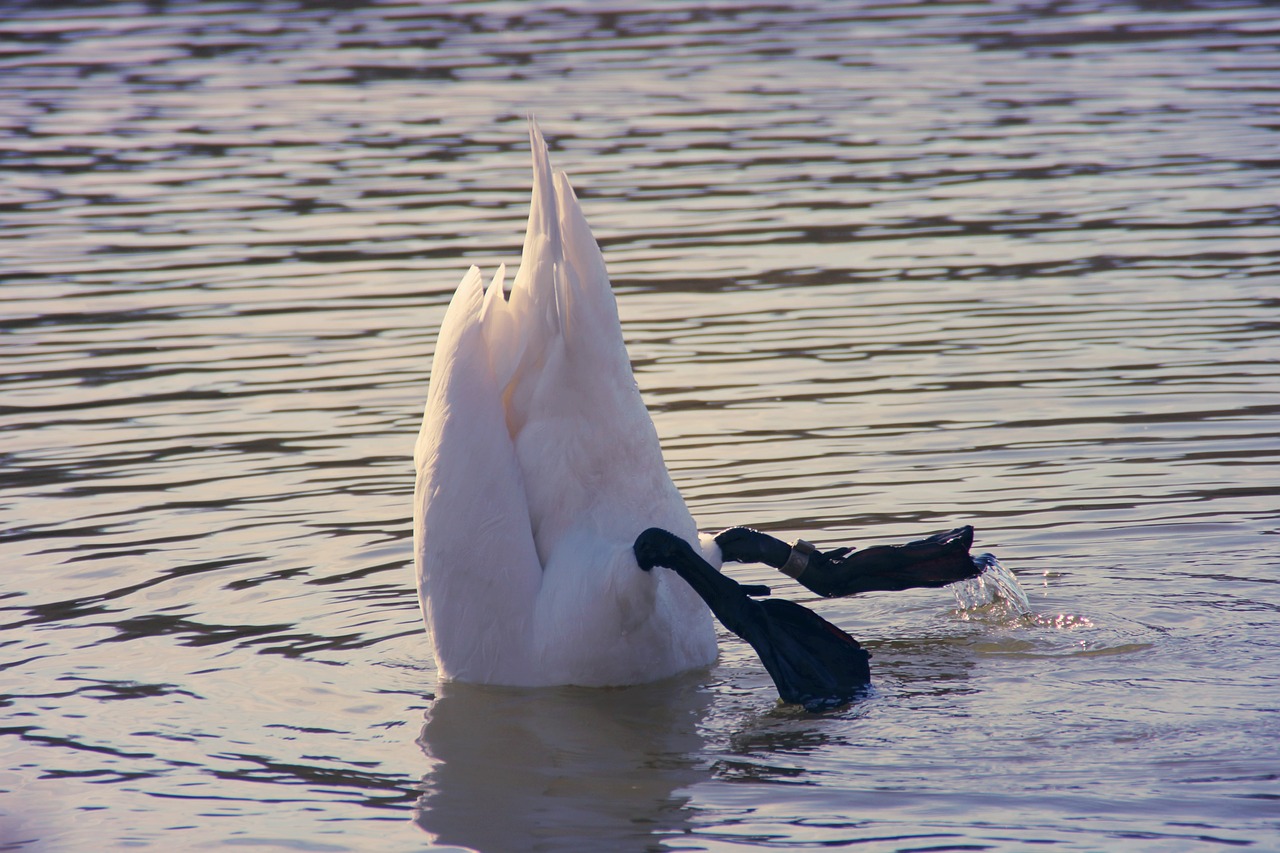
left=3, top=0, right=1280, bottom=849
left=415, top=678, right=712, bottom=851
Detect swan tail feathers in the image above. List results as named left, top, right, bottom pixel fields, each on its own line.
left=510, top=121, right=563, bottom=340
left=553, top=171, right=629, bottom=374
left=513, top=122, right=623, bottom=362
left=524, top=119, right=560, bottom=274
left=480, top=263, right=529, bottom=392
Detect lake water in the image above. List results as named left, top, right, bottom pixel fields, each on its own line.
left=3, top=1, right=1279, bottom=850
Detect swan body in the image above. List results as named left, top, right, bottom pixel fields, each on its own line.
left=413, top=123, right=717, bottom=687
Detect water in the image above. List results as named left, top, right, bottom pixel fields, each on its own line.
left=951, top=555, right=1033, bottom=618
left=3, top=1, right=1279, bottom=849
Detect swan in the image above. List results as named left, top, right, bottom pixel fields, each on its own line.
left=414, top=122, right=983, bottom=709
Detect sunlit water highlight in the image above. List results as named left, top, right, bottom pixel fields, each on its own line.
left=3, top=1, right=1280, bottom=851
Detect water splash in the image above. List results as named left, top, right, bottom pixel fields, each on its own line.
left=952, top=553, right=1032, bottom=620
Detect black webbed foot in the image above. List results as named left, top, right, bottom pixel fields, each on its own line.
left=715, top=525, right=985, bottom=599
left=799, top=525, right=982, bottom=598
left=635, top=527, right=869, bottom=711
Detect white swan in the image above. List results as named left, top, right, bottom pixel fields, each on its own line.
left=414, top=123, right=985, bottom=706
left=413, top=122, right=717, bottom=687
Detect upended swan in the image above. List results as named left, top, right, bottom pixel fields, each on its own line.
left=414, top=123, right=984, bottom=710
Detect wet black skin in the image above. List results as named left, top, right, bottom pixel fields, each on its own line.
left=633, top=525, right=986, bottom=711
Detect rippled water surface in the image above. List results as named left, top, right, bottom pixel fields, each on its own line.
left=4, top=1, right=1280, bottom=850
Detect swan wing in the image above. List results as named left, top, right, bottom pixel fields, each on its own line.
left=414, top=265, right=541, bottom=685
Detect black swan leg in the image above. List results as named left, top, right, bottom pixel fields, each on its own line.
left=635, top=528, right=870, bottom=711
left=714, top=525, right=985, bottom=599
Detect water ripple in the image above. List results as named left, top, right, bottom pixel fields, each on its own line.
left=3, top=0, right=1279, bottom=849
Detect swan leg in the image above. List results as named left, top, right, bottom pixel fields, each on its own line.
left=635, top=528, right=870, bottom=711
left=714, top=525, right=984, bottom=599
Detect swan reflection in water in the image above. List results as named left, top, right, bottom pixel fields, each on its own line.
left=413, top=675, right=713, bottom=851
left=411, top=631, right=1003, bottom=850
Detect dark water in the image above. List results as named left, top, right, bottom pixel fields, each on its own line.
left=3, top=1, right=1279, bottom=850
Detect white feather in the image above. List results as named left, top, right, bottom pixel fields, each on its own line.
left=414, top=122, right=718, bottom=686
